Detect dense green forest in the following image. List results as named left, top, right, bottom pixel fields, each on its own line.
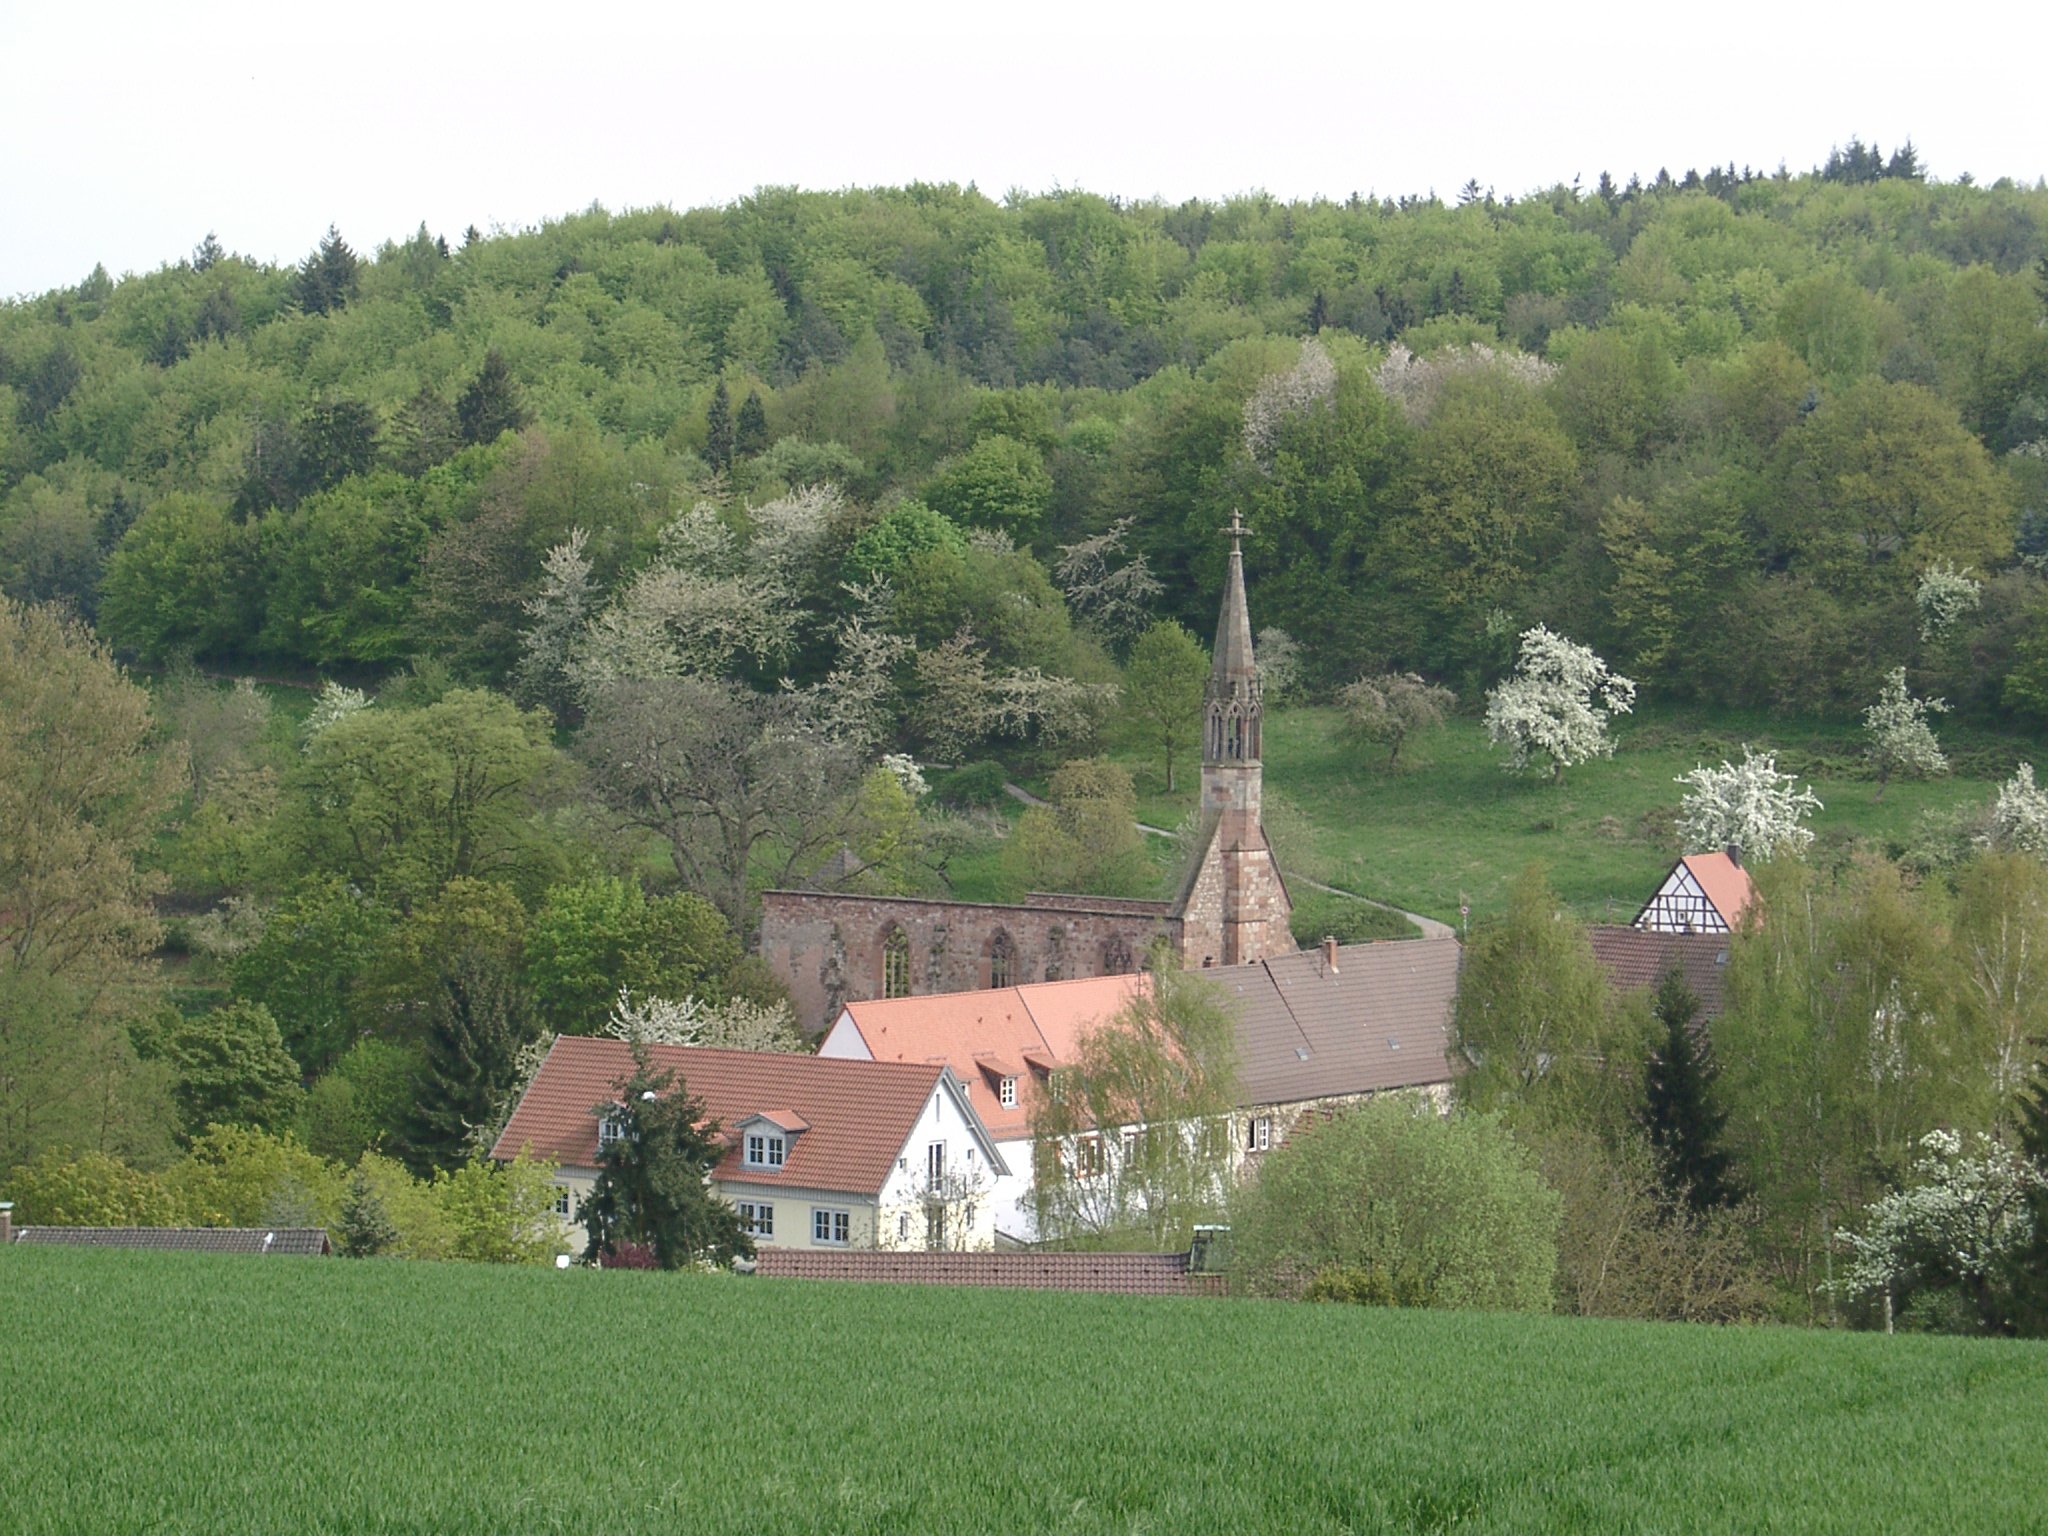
left=4, top=149, right=2046, bottom=713
left=9, top=147, right=2048, bottom=1327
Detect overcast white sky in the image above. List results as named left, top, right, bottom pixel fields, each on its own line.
left=3, top=0, right=2043, bottom=298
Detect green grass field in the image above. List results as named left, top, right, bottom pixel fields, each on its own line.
left=6, top=1246, right=2046, bottom=1534
left=1110, top=705, right=2044, bottom=926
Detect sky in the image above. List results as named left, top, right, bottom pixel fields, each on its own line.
left=3, top=0, right=2044, bottom=298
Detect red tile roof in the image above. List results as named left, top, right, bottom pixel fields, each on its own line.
left=834, top=974, right=1146, bottom=1140
left=1681, top=852, right=1755, bottom=927
left=1588, top=928, right=1734, bottom=1019
left=491, top=1037, right=948, bottom=1196
left=830, top=940, right=1462, bottom=1125
left=753, top=1248, right=1221, bottom=1296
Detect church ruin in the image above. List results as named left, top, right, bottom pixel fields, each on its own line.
left=758, top=514, right=1295, bottom=1030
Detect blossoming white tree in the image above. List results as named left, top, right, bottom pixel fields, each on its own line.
left=1863, top=667, right=1949, bottom=802
left=1242, top=337, right=1336, bottom=466
left=1484, top=626, right=1636, bottom=783
left=604, top=988, right=805, bottom=1053
left=1675, top=746, right=1823, bottom=859
left=1841, top=1129, right=2043, bottom=1330
left=301, top=681, right=369, bottom=745
left=1981, top=763, right=2048, bottom=856
left=1915, top=560, right=1983, bottom=644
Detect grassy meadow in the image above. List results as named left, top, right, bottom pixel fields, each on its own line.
left=5, top=1246, right=2046, bottom=1535
left=1111, top=704, right=2044, bottom=926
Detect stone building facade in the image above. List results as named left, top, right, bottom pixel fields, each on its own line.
left=758, top=512, right=1295, bottom=1031
left=760, top=890, right=1177, bottom=1033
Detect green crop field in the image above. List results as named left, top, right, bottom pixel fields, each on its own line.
left=1108, top=705, right=2046, bottom=927
left=6, top=1247, right=2046, bottom=1534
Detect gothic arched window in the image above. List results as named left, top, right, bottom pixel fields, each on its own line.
left=882, top=926, right=911, bottom=998
left=989, top=930, right=1015, bottom=989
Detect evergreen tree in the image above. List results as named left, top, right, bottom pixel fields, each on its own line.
left=394, top=386, right=461, bottom=475
left=1639, top=967, right=1741, bottom=1213
left=404, top=950, right=538, bottom=1174
left=337, top=1165, right=398, bottom=1257
left=2005, top=1063, right=2048, bottom=1335
left=192, top=231, right=224, bottom=272
left=294, top=225, right=360, bottom=316
left=298, top=397, right=380, bottom=491
left=704, top=378, right=735, bottom=468
left=455, top=348, right=527, bottom=446
left=579, top=1045, right=753, bottom=1269
left=734, top=388, right=768, bottom=459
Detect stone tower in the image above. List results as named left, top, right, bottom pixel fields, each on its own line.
left=1173, top=513, right=1294, bottom=967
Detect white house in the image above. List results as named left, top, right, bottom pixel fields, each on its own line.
left=491, top=1037, right=1010, bottom=1253
left=819, top=938, right=1463, bottom=1243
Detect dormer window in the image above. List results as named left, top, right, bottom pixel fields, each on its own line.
left=598, top=1114, right=627, bottom=1149
left=998, top=1076, right=1018, bottom=1110
left=745, top=1133, right=786, bottom=1168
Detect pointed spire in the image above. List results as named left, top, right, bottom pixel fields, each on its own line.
left=1212, top=510, right=1257, bottom=684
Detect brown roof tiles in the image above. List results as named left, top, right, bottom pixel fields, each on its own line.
left=491, top=1037, right=950, bottom=1195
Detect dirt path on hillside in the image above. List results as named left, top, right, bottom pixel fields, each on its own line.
left=1003, top=781, right=1457, bottom=942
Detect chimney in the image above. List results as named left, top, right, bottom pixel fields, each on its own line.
left=1724, top=844, right=1742, bottom=868
left=1322, top=936, right=1339, bottom=973
left=1, top=1201, right=12, bottom=1245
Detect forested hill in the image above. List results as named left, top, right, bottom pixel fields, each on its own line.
left=3, top=152, right=2047, bottom=716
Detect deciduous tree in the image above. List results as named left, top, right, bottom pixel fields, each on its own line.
left=1121, top=619, right=1207, bottom=791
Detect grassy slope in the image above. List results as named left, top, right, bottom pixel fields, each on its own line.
left=1110, top=705, right=2037, bottom=926
left=5, top=1247, right=2044, bottom=1535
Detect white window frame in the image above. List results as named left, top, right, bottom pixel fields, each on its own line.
left=598, top=1114, right=626, bottom=1149
left=738, top=1201, right=774, bottom=1238
left=553, top=1184, right=572, bottom=1217
left=927, top=1141, right=946, bottom=1183
left=744, top=1132, right=787, bottom=1169
left=812, top=1207, right=851, bottom=1246
left=998, top=1076, right=1017, bottom=1110
left=1248, top=1115, right=1271, bottom=1153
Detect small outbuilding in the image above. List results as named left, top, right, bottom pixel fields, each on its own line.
left=10, top=1227, right=332, bottom=1255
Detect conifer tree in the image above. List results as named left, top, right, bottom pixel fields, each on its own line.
left=734, top=388, right=768, bottom=459
left=579, top=1045, right=753, bottom=1269
left=456, top=348, right=527, bottom=446
left=1639, top=967, right=1741, bottom=1213
left=2005, top=1063, right=2048, bottom=1335
left=294, top=226, right=360, bottom=316
left=192, top=231, right=224, bottom=272
left=338, top=1165, right=398, bottom=1257
left=404, top=951, right=538, bottom=1174
left=705, top=378, right=735, bottom=468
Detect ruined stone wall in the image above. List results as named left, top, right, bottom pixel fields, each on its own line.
left=759, top=891, right=1180, bottom=1033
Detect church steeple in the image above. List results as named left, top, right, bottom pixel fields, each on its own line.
left=1203, top=511, right=1263, bottom=776
left=1175, top=511, right=1293, bottom=969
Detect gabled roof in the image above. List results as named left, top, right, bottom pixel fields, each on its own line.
left=1682, top=853, right=1755, bottom=927
left=11, top=1227, right=331, bottom=1255
left=826, top=940, right=1461, bottom=1130
left=1199, top=939, right=1461, bottom=1106
left=1589, top=928, right=1734, bottom=1020
left=1635, top=852, right=1755, bottom=933
left=491, top=1037, right=961, bottom=1195
left=829, top=974, right=1146, bottom=1140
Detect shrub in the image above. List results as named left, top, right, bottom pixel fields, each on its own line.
left=6, top=1148, right=185, bottom=1226
left=932, top=760, right=1009, bottom=806
left=1231, top=1096, right=1558, bottom=1312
